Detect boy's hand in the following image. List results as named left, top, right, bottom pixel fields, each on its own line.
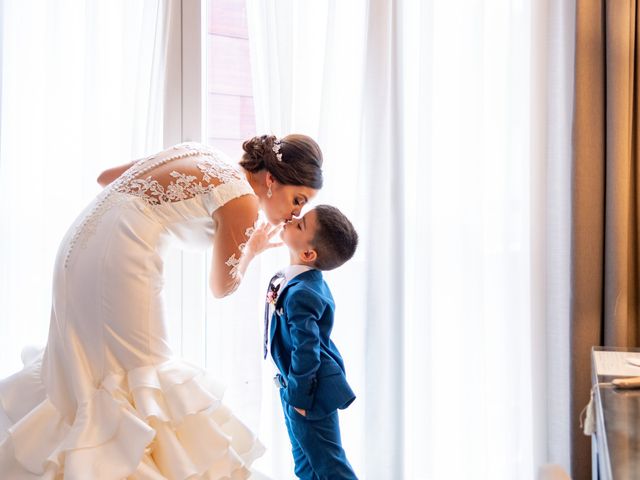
left=294, top=407, right=307, bottom=417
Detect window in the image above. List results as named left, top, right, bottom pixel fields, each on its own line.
left=206, top=0, right=256, bottom=159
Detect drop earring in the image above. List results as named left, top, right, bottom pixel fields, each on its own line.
left=267, top=185, right=273, bottom=198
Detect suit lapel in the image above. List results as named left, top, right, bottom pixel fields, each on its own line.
left=270, top=269, right=322, bottom=350
left=274, top=269, right=321, bottom=309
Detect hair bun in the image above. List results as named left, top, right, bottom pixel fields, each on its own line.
left=242, top=135, right=277, bottom=162
left=239, top=133, right=323, bottom=189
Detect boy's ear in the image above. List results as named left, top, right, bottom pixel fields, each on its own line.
left=300, top=249, right=317, bottom=263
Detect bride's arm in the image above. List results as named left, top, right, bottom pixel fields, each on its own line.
left=210, top=195, right=283, bottom=298
left=210, top=195, right=260, bottom=298
left=96, top=161, right=136, bottom=187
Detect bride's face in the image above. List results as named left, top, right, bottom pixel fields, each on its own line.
left=263, top=181, right=318, bottom=225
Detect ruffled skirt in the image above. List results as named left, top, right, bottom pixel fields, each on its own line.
left=0, top=350, right=264, bottom=479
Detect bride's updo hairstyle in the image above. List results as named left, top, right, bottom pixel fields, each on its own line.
left=240, top=134, right=323, bottom=189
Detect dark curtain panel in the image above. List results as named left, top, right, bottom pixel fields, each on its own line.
left=572, top=0, right=640, bottom=478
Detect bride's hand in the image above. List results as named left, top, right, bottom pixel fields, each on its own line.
left=244, top=222, right=284, bottom=257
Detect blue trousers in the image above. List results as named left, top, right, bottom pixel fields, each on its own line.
left=280, top=394, right=358, bottom=480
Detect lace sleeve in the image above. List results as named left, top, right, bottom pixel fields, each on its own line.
left=223, top=222, right=258, bottom=282
left=209, top=195, right=260, bottom=298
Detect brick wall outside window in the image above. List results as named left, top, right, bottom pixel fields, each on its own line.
left=207, top=0, right=256, bottom=160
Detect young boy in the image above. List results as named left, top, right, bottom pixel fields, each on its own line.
left=263, top=204, right=359, bottom=480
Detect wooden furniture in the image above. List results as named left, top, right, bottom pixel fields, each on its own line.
left=591, top=347, right=640, bottom=480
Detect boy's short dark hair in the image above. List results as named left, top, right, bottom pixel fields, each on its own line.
left=311, top=205, right=358, bottom=271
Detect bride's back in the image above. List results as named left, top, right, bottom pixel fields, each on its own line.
left=115, top=143, right=244, bottom=207
left=58, top=143, right=250, bottom=269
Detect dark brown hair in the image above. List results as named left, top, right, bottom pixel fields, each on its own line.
left=311, top=205, right=358, bottom=271
left=240, top=134, right=323, bottom=189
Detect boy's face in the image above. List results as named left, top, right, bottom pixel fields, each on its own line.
left=281, top=209, right=318, bottom=264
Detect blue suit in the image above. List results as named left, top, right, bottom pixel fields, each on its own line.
left=269, top=269, right=357, bottom=480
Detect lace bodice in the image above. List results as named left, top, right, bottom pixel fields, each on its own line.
left=115, top=143, right=245, bottom=206
left=63, top=143, right=256, bottom=291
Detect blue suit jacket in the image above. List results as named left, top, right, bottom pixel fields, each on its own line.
left=270, top=269, right=355, bottom=417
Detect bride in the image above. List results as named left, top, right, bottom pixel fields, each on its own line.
left=0, top=134, right=323, bottom=479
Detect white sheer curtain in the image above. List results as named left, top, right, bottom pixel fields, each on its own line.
left=0, top=0, right=168, bottom=377
left=538, top=0, right=574, bottom=472
left=246, top=1, right=368, bottom=477
left=247, top=0, right=574, bottom=478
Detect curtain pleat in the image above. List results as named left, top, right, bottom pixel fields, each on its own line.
left=247, top=0, right=574, bottom=478
left=571, top=1, right=640, bottom=478
left=0, top=1, right=167, bottom=377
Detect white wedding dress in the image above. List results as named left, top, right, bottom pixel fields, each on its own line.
left=0, top=143, right=265, bottom=479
